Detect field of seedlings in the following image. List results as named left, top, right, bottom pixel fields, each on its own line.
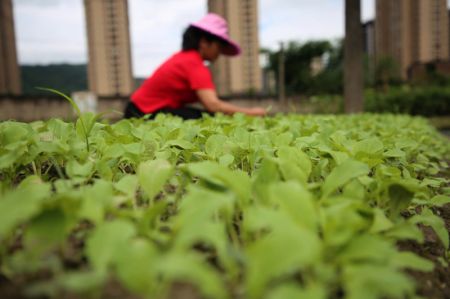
left=0, top=111, right=449, bottom=299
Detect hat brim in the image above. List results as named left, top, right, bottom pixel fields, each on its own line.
left=190, top=24, right=241, bottom=56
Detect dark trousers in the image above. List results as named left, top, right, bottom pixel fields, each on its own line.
left=123, top=102, right=212, bottom=120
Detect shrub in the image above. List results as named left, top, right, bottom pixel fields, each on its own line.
left=364, top=86, right=450, bottom=116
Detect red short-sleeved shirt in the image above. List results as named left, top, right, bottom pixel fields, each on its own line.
left=131, top=50, right=215, bottom=113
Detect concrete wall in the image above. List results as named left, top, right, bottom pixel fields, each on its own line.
left=0, top=95, right=316, bottom=122
left=0, top=95, right=128, bottom=122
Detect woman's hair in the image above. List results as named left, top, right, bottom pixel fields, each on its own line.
left=182, top=26, right=226, bottom=51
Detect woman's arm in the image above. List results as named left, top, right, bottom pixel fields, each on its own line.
left=196, top=89, right=266, bottom=116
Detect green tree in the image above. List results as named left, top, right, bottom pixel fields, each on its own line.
left=21, top=64, right=88, bottom=95
left=374, top=56, right=401, bottom=91
left=264, top=40, right=343, bottom=95
left=313, top=40, right=344, bottom=94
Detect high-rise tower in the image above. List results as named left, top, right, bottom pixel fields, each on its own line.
left=376, top=0, right=449, bottom=79
left=208, top=0, right=262, bottom=96
left=84, top=0, right=134, bottom=96
left=0, top=0, right=21, bottom=95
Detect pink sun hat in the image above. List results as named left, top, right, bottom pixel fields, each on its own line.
left=190, top=13, right=241, bottom=56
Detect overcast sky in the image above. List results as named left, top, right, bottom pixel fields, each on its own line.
left=13, top=0, right=384, bottom=77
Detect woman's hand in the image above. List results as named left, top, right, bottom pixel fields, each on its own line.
left=245, top=107, right=267, bottom=116
left=197, top=89, right=267, bottom=117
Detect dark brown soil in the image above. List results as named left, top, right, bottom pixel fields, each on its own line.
left=398, top=204, right=450, bottom=299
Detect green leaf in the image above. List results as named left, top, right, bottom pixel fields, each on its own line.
left=23, top=209, right=67, bottom=254
left=353, top=137, right=384, bottom=155
left=384, top=222, right=424, bottom=243
left=387, top=183, right=415, bottom=218
left=122, top=142, right=143, bottom=155
left=218, top=153, right=234, bottom=167
left=232, top=127, right=251, bottom=149
left=173, top=186, right=233, bottom=262
left=383, top=148, right=406, bottom=158
left=0, top=148, right=26, bottom=169
left=187, top=161, right=251, bottom=203
left=321, top=200, right=372, bottom=247
left=103, top=144, right=125, bottom=158
left=420, top=178, right=443, bottom=188
left=343, top=264, right=414, bottom=299
left=321, top=159, right=370, bottom=198
left=78, top=196, right=104, bottom=224
left=369, top=208, right=394, bottom=233
left=66, top=159, right=94, bottom=178
left=0, top=176, right=50, bottom=239
left=429, top=195, right=450, bottom=207
left=0, top=122, right=30, bottom=145
left=165, top=139, right=195, bottom=150
left=323, top=149, right=350, bottom=165
left=115, top=239, right=158, bottom=295
left=277, top=146, right=312, bottom=178
left=174, top=221, right=228, bottom=264
left=78, top=180, right=114, bottom=223
left=138, top=159, right=173, bottom=200
left=246, top=228, right=321, bottom=299
left=266, top=283, right=327, bottom=299
left=58, top=271, right=105, bottom=293
left=245, top=209, right=321, bottom=299
left=274, top=132, right=293, bottom=146
left=85, top=219, right=136, bottom=273
left=157, top=253, right=228, bottom=299
left=269, top=181, right=317, bottom=231
left=277, top=159, right=308, bottom=185
left=36, top=87, right=81, bottom=116
left=253, top=158, right=280, bottom=203
left=336, top=235, right=394, bottom=264
left=114, top=174, right=138, bottom=198
left=410, top=208, right=449, bottom=248
left=391, top=251, right=434, bottom=272
left=136, top=200, right=169, bottom=233
left=76, top=112, right=97, bottom=139
left=205, top=134, right=227, bottom=159
left=342, top=179, right=365, bottom=200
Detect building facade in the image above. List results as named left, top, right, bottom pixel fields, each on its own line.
left=375, top=0, right=450, bottom=79
left=84, top=0, right=134, bottom=96
left=0, top=0, right=21, bottom=95
left=208, top=0, right=262, bottom=96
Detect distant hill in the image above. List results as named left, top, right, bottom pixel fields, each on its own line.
left=21, top=64, right=88, bottom=95
left=20, top=64, right=145, bottom=95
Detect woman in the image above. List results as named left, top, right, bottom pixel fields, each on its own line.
left=124, top=13, right=266, bottom=120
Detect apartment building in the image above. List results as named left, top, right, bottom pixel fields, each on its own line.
left=375, top=0, right=449, bottom=79
left=208, top=0, right=262, bottom=95
left=84, top=0, right=134, bottom=96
